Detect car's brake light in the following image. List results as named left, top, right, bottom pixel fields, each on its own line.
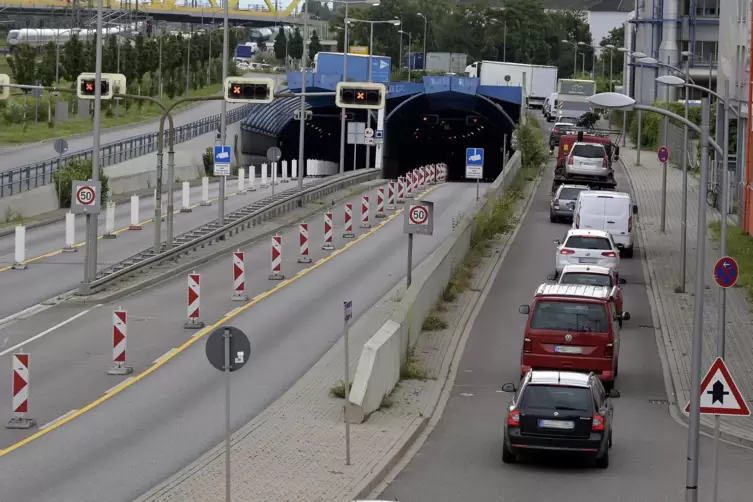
left=568, top=155, right=574, bottom=166
left=523, top=337, right=532, bottom=353
left=601, top=251, right=617, bottom=257
left=553, top=128, right=559, bottom=133
left=560, top=248, right=576, bottom=255
left=592, top=414, right=604, bottom=431
left=508, top=410, right=521, bottom=427
left=628, top=215, right=633, bottom=232
left=605, top=342, right=613, bottom=358
left=602, top=155, right=608, bottom=167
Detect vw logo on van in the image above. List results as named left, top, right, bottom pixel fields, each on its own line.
left=564, top=334, right=573, bottom=342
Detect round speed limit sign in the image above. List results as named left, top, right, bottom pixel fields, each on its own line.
left=76, top=185, right=96, bottom=206
left=408, top=205, right=429, bottom=225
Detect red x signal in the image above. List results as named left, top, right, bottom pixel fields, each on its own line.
left=232, top=85, right=241, bottom=95
left=356, top=91, right=365, bottom=100
left=86, top=83, right=93, bottom=91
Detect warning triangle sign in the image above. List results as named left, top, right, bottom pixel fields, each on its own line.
left=684, top=357, right=751, bottom=416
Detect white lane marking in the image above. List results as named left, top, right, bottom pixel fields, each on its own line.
left=0, top=302, right=53, bottom=330
left=104, top=377, right=133, bottom=395
left=153, top=348, right=178, bottom=365
left=295, top=269, right=306, bottom=276
left=39, top=409, right=78, bottom=430
left=0, top=306, right=101, bottom=357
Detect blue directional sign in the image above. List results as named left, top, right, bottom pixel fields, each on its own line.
left=714, top=256, right=739, bottom=289
left=214, top=145, right=232, bottom=176
left=657, top=146, right=670, bottom=164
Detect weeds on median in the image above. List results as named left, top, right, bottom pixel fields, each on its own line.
left=329, top=380, right=352, bottom=399
left=422, top=313, right=448, bottom=331
left=401, top=347, right=429, bottom=381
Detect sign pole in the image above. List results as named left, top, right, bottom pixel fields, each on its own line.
left=403, top=201, right=434, bottom=289
left=343, top=301, right=352, bottom=466
left=657, top=146, right=670, bottom=232
left=224, top=327, right=231, bottom=502
left=712, top=412, right=720, bottom=502
left=407, top=232, right=413, bottom=288
left=476, top=178, right=479, bottom=202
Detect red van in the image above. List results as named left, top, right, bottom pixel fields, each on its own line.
left=518, top=283, right=630, bottom=389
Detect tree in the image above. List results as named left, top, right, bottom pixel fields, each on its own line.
left=308, top=30, right=323, bottom=61
left=289, top=27, right=304, bottom=61
left=599, top=26, right=625, bottom=84
left=7, top=44, right=37, bottom=88
left=61, top=34, right=85, bottom=83
left=37, top=42, right=58, bottom=86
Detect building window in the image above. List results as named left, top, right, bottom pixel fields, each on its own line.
left=694, top=0, right=720, bottom=16
left=693, top=41, right=718, bottom=62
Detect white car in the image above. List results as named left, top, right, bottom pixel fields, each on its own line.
left=566, top=142, right=610, bottom=179
left=553, top=229, right=620, bottom=277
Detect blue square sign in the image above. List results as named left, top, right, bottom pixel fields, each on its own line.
left=214, top=145, right=232, bottom=176
left=466, top=148, right=484, bottom=167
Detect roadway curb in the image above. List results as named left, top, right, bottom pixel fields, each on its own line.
left=62, top=179, right=385, bottom=306
left=619, top=157, right=753, bottom=450
left=354, top=173, right=542, bottom=501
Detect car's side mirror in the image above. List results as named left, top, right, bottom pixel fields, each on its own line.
left=608, top=389, right=621, bottom=398
left=632, top=204, right=638, bottom=215
left=519, top=305, right=530, bottom=315
left=618, top=277, right=627, bottom=285
left=502, top=383, right=516, bottom=393
left=546, top=273, right=556, bottom=281
left=552, top=239, right=561, bottom=245
left=621, top=312, right=631, bottom=321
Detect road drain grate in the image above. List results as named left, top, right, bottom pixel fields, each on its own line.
left=648, top=399, right=669, bottom=404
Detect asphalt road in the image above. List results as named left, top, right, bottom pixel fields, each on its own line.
left=379, top=120, right=753, bottom=501
left=0, top=181, right=486, bottom=502
left=0, top=178, right=315, bottom=320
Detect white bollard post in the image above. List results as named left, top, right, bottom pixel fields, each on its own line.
left=103, top=201, right=117, bottom=239
left=62, top=211, right=77, bottom=252
left=6, top=353, right=35, bottom=429
left=129, top=195, right=141, bottom=230
left=237, top=167, right=246, bottom=194
left=200, top=176, right=211, bottom=206
left=261, top=163, right=269, bottom=187
left=291, top=159, right=298, bottom=180
left=280, top=160, right=289, bottom=183
left=12, top=225, right=27, bottom=270
left=180, top=181, right=192, bottom=213
left=247, top=166, right=257, bottom=191
left=107, top=309, right=133, bottom=375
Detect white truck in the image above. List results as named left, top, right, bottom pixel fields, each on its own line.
left=464, top=61, right=558, bottom=108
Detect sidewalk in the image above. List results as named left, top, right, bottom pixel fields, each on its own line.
left=620, top=144, right=753, bottom=446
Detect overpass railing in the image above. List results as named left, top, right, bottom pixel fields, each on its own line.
left=0, top=103, right=254, bottom=199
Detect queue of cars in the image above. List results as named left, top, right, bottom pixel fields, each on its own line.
left=500, top=122, right=638, bottom=468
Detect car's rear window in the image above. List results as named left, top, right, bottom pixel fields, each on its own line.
left=530, top=300, right=609, bottom=332
left=559, top=187, right=586, bottom=200
left=521, top=385, right=593, bottom=412
left=560, top=273, right=612, bottom=288
left=564, top=236, right=612, bottom=250
left=571, top=144, right=605, bottom=158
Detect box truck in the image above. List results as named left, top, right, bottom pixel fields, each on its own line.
left=556, top=79, right=596, bottom=121
left=464, top=61, right=558, bottom=108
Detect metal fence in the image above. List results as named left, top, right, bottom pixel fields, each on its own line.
left=0, top=103, right=255, bottom=199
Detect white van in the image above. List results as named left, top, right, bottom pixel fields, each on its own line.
left=572, top=191, right=638, bottom=258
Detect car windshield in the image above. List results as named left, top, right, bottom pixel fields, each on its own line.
left=521, top=385, right=592, bottom=412
left=559, top=187, right=585, bottom=200
left=564, top=236, right=612, bottom=250
left=560, top=273, right=612, bottom=288
left=571, top=144, right=605, bottom=158
left=530, top=300, right=609, bottom=332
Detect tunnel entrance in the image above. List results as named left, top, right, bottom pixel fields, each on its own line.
left=383, top=94, right=517, bottom=182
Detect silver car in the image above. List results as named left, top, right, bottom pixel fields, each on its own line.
left=553, top=229, right=621, bottom=277
left=550, top=184, right=589, bottom=222
left=566, top=142, right=609, bottom=178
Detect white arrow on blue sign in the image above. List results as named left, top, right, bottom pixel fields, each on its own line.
left=466, top=147, right=484, bottom=167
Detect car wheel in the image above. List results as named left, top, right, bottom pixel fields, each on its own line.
left=549, top=211, right=556, bottom=223
left=624, top=246, right=634, bottom=258
left=608, top=430, right=613, bottom=448
left=502, top=443, right=516, bottom=464
left=595, top=448, right=610, bottom=469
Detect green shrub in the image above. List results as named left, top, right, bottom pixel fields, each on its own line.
left=53, top=159, right=109, bottom=208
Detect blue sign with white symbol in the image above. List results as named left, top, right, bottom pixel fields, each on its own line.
left=375, top=130, right=384, bottom=139
left=657, top=146, right=669, bottom=164
left=714, top=256, right=739, bottom=289
left=214, top=145, right=232, bottom=164
left=466, top=148, right=484, bottom=167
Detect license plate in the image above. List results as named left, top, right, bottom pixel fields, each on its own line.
left=554, top=345, right=582, bottom=354
left=538, top=419, right=574, bottom=430
left=578, top=258, right=597, bottom=263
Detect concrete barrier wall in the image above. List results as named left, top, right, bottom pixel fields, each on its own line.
left=348, top=152, right=523, bottom=423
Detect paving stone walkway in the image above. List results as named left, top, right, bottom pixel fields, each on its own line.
left=620, top=144, right=753, bottom=445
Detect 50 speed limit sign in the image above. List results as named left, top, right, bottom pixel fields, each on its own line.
left=71, top=180, right=101, bottom=215
left=404, top=200, right=434, bottom=236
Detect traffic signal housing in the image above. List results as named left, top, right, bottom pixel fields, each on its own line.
left=344, top=112, right=355, bottom=121
left=76, top=73, right=127, bottom=100
left=224, top=77, right=275, bottom=104
left=0, top=74, right=9, bottom=100
left=466, top=115, right=481, bottom=126
left=335, top=82, right=386, bottom=110
left=421, top=114, right=439, bottom=125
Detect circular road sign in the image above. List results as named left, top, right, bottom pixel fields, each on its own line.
left=205, top=326, right=251, bottom=372
left=266, top=146, right=282, bottom=163
left=713, top=256, right=739, bottom=289
left=364, top=127, right=374, bottom=138
left=408, top=204, right=429, bottom=225
left=75, top=185, right=96, bottom=206
left=53, top=138, right=69, bottom=155
left=657, top=146, right=670, bottom=164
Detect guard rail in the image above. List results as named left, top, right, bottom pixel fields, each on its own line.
left=0, top=103, right=255, bottom=199
left=79, top=169, right=381, bottom=295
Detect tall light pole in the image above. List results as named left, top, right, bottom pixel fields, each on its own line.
left=561, top=39, right=577, bottom=77
left=398, top=30, right=412, bottom=82
left=580, top=52, right=585, bottom=75
left=396, top=16, right=402, bottom=72
left=417, top=12, right=427, bottom=70
left=577, top=42, right=597, bottom=78
left=217, top=0, right=229, bottom=223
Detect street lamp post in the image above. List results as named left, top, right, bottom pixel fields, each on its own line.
left=417, top=12, right=427, bottom=69
left=561, top=39, right=577, bottom=77
left=398, top=30, right=412, bottom=82
left=580, top=53, right=585, bottom=75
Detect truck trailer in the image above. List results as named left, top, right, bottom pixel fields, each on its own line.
left=464, top=61, right=557, bottom=108
left=556, top=79, right=596, bottom=121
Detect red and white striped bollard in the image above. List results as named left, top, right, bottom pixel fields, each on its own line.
left=343, top=203, right=355, bottom=238
left=323, top=211, right=335, bottom=250
left=107, top=309, right=133, bottom=375
left=6, top=353, right=35, bottom=429
left=269, top=235, right=284, bottom=280
left=376, top=187, right=386, bottom=218
left=185, top=272, right=204, bottom=329
left=387, top=181, right=396, bottom=210
left=405, top=172, right=414, bottom=199
left=419, top=166, right=426, bottom=188
left=298, top=223, right=312, bottom=263
left=397, top=177, right=405, bottom=203
left=231, top=251, right=248, bottom=301
left=360, top=195, right=371, bottom=228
